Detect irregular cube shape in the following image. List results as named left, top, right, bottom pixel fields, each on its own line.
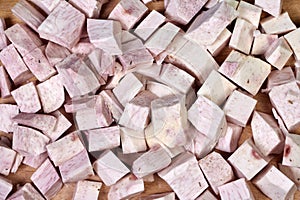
left=229, top=18, right=256, bottom=54
left=38, top=1, right=85, bottom=49
left=74, top=95, right=113, bottom=130
left=11, top=82, right=41, bottom=113
left=87, top=19, right=122, bottom=55
left=4, top=24, right=42, bottom=57
left=11, top=0, right=45, bottom=32
left=10, top=153, right=23, bottom=174
left=73, top=180, right=102, bottom=200
left=251, top=111, right=285, bottom=156
left=87, top=126, right=120, bottom=152
left=13, top=113, right=57, bottom=132
left=260, top=12, right=296, bottom=35
left=228, top=139, right=268, bottom=180
left=237, top=1, right=262, bottom=27
left=59, top=149, right=94, bottom=183
left=283, top=134, right=300, bottom=168
left=199, top=152, right=234, bottom=194
left=100, top=90, right=124, bottom=122
left=252, top=31, right=278, bottom=55
left=279, top=164, right=300, bottom=190
left=186, top=2, right=238, bottom=46
left=113, top=73, right=144, bottom=107
left=285, top=28, right=300, bottom=60
left=219, top=50, right=271, bottom=95
left=36, top=75, right=64, bottom=113
left=158, top=152, right=208, bottom=199
left=134, top=10, right=166, bottom=41
left=93, top=150, right=130, bottom=186
left=159, top=63, right=195, bottom=94
left=0, top=176, right=12, bottom=200
left=0, top=44, right=32, bottom=85
left=0, top=18, right=7, bottom=51
left=120, top=127, right=147, bottom=154
left=145, top=22, right=180, bottom=57
left=132, top=145, right=172, bottom=178
left=269, top=82, right=300, bottom=133
left=45, top=42, right=71, bottom=66
left=56, top=54, right=100, bottom=98
left=30, top=0, right=62, bottom=14
left=44, top=111, right=72, bottom=142
left=197, top=70, right=236, bottom=106
left=46, top=132, right=85, bottom=166
left=188, top=95, right=226, bottom=140
left=255, top=0, right=282, bottom=17
left=107, top=174, right=144, bottom=200
left=196, top=190, right=217, bottom=200
left=151, top=95, right=188, bottom=148
left=223, top=90, right=257, bottom=127
left=31, top=159, right=63, bottom=199
left=265, top=67, right=296, bottom=92
left=216, top=123, right=243, bottom=153
left=253, top=165, right=297, bottom=200
left=165, top=0, right=208, bottom=25
left=23, top=46, right=56, bottom=82
left=69, top=0, right=103, bottom=18
left=22, top=152, right=48, bottom=169
left=119, top=91, right=157, bottom=131
left=108, top=0, right=148, bottom=30
left=0, top=104, right=19, bottom=133
left=0, top=146, right=16, bottom=176
left=8, top=183, right=44, bottom=200
left=13, top=126, right=50, bottom=156
left=205, top=28, right=232, bottom=56
left=265, top=37, right=293, bottom=70
left=218, top=178, right=255, bottom=200
left=146, top=81, right=175, bottom=98
left=0, top=66, right=11, bottom=98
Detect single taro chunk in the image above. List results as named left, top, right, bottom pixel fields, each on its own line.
left=119, top=91, right=157, bottom=131
left=285, top=28, right=300, bottom=60
left=205, top=28, right=232, bottom=56
left=158, top=152, right=209, bottom=199
left=251, top=111, right=285, bottom=156
left=0, top=66, right=12, bottom=98
left=100, top=90, right=124, bottom=122
left=237, top=1, right=262, bottom=28
left=279, top=164, right=300, bottom=190
left=199, top=152, right=234, bottom=194
left=93, top=150, right=130, bottom=186
left=11, top=0, right=45, bottom=32
left=0, top=146, right=16, bottom=176
left=22, top=152, right=48, bottom=169
left=45, top=42, right=71, bottom=66
left=282, top=134, right=300, bottom=168
left=0, top=44, right=32, bottom=85
left=253, top=165, right=297, bottom=200
left=164, top=0, right=208, bottom=25
left=0, top=104, right=19, bottom=133
left=7, top=183, right=44, bottom=200
left=29, top=0, right=62, bottom=14
left=108, top=0, right=148, bottom=30
left=228, top=139, right=268, bottom=180
left=185, top=2, right=238, bottom=46
left=195, top=190, right=217, bottom=200
left=36, top=75, right=65, bottom=113
left=0, top=176, right=12, bottom=200
left=255, top=0, right=282, bottom=17
left=264, top=67, right=296, bottom=92
left=11, top=82, right=41, bottom=113
left=120, top=127, right=147, bottom=154
left=73, top=180, right=102, bottom=200
left=69, top=0, right=104, bottom=18
left=251, top=31, right=278, bottom=55
left=264, top=37, right=293, bottom=70
left=151, top=95, right=188, bottom=148
left=0, top=18, right=7, bottom=50
left=260, top=12, right=296, bottom=35
left=218, top=178, right=255, bottom=200
left=87, top=19, right=122, bottom=55
left=31, top=159, right=63, bottom=199
left=38, top=1, right=85, bottom=49
left=5, top=23, right=43, bottom=57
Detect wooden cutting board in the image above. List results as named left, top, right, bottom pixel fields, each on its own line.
left=0, top=0, right=300, bottom=199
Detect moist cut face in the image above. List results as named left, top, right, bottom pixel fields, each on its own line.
left=0, top=0, right=299, bottom=199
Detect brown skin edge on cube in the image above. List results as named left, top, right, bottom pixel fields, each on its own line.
left=0, top=0, right=300, bottom=199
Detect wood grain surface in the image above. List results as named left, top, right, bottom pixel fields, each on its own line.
left=0, top=0, right=300, bottom=199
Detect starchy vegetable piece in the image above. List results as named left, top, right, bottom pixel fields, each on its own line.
left=22, top=152, right=48, bottom=169
left=30, top=0, right=62, bottom=14
left=237, top=1, right=262, bottom=27
left=285, top=28, right=300, bottom=60
left=108, top=0, right=148, bottom=30
left=282, top=134, right=300, bottom=168
left=260, top=12, right=296, bottom=34
left=158, top=152, right=209, bottom=199
left=11, top=82, right=41, bottom=113
left=228, top=139, right=268, bottom=180
left=205, top=28, right=232, bottom=56
left=0, top=176, right=12, bottom=200
left=0, top=18, right=7, bottom=51
left=45, top=42, right=71, bottom=66
left=69, top=0, right=103, bottom=18
left=73, top=180, right=102, bottom=200
left=0, top=104, right=18, bottom=133
left=7, top=183, right=44, bottom=200
left=38, top=1, right=85, bottom=49
left=31, top=158, right=63, bottom=199
left=93, top=150, right=130, bottom=186
left=0, top=66, right=11, bottom=98
left=255, top=0, right=282, bottom=17
left=253, top=165, right=297, bottom=200
left=279, top=164, right=300, bottom=190
left=120, top=127, right=147, bottom=154
left=218, top=178, right=255, bottom=200
left=0, top=146, right=16, bottom=176
left=251, top=31, right=278, bottom=55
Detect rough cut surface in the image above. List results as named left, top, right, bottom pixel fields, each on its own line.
left=7, top=183, right=44, bottom=200
left=255, top=0, right=282, bottom=17
left=0, top=176, right=12, bottom=200
left=0, top=18, right=7, bottom=51
left=0, top=104, right=19, bottom=133
left=38, top=1, right=85, bottom=49
left=285, top=28, right=300, bottom=60
left=30, top=0, right=62, bottom=14
left=252, top=31, right=278, bottom=55
left=260, top=12, right=296, bottom=34
left=279, top=164, right=300, bottom=190
left=237, top=1, right=262, bottom=27
left=0, top=146, right=16, bottom=176
left=282, top=134, right=300, bottom=168
left=218, top=178, right=255, bottom=200
left=73, top=180, right=102, bottom=200
left=45, top=42, right=70, bottom=66
left=0, top=65, right=11, bottom=98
